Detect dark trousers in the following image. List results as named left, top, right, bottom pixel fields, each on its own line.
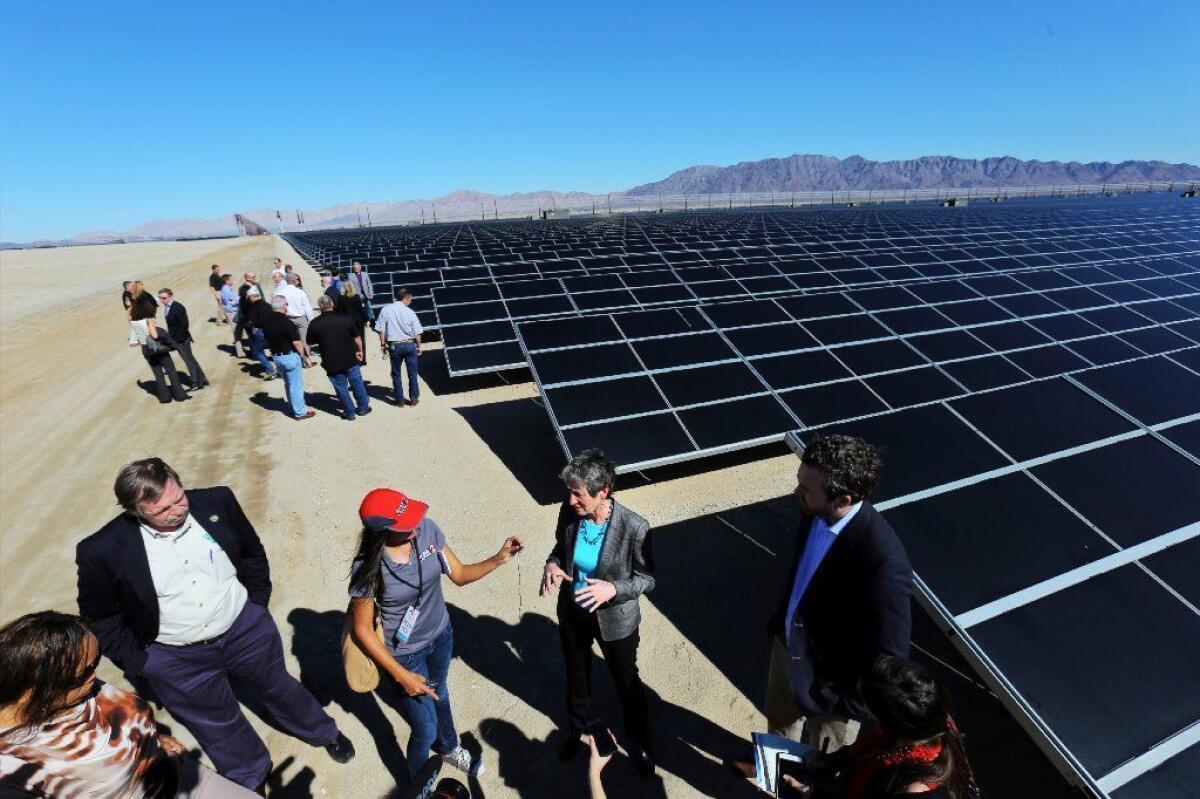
left=142, top=601, right=338, bottom=789
left=388, top=342, right=420, bottom=402
left=143, top=349, right=188, bottom=403
left=558, top=605, right=651, bottom=750
left=174, top=340, right=209, bottom=387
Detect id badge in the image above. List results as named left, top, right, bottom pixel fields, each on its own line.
left=396, top=606, right=421, bottom=644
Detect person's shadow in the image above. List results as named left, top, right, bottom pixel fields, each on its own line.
left=449, top=607, right=762, bottom=798
left=286, top=608, right=410, bottom=786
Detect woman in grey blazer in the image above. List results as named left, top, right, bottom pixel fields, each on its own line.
left=539, top=449, right=656, bottom=778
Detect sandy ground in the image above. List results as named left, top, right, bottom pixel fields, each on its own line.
left=0, top=235, right=803, bottom=798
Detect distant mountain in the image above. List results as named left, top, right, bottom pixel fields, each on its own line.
left=9, top=153, right=1199, bottom=247
left=626, top=154, right=1200, bottom=196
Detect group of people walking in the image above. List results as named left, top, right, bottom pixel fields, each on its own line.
left=132, top=257, right=425, bottom=420
left=2, top=436, right=978, bottom=799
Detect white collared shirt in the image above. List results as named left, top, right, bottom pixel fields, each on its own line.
left=139, top=514, right=247, bottom=645
left=276, top=284, right=314, bottom=319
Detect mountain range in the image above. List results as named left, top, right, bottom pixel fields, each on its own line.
left=9, top=154, right=1200, bottom=247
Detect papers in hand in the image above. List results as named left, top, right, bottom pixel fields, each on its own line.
left=752, top=732, right=816, bottom=795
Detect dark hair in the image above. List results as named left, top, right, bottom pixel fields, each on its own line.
left=221, top=273, right=233, bottom=282
left=861, top=656, right=977, bottom=799
left=348, top=526, right=387, bottom=605
left=560, top=448, right=617, bottom=496
left=211, top=264, right=220, bottom=270
left=128, top=296, right=158, bottom=321
left=0, top=612, right=94, bottom=730
left=395, top=286, right=413, bottom=301
left=113, top=457, right=182, bottom=513
left=158, top=288, right=173, bottom=297
left=801, top=434, right=881, bottom=502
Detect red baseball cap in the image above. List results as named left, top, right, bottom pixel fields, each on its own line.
left=359, top=488, right=428, bottom=533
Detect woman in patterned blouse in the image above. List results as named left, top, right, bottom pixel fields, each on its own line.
left=0, top=612, right=255, bottom=798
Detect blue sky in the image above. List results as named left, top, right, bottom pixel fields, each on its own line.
left=2, top=0, right=1197, bottom=241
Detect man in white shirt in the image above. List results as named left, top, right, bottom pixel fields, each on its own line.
left=375, top=286, right=424, bottom=406
left=76, top=458, right=356, bottom=791
left=276, top=273, right=316, bottom=360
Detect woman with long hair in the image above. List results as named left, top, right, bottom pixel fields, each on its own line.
left=0, top=611, right=256, bottom=798
left=781, top=655, right=978, bottom=798
left=336, top=280, right=369, bottom=345
left=129, top=297, right=188, bottom=403
left=347, top=489, right=523, bottom=784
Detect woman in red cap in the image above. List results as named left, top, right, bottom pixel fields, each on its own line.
left=347, top=488, right=522, bottom=782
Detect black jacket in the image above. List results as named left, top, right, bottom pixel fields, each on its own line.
left=767, top=502, right=912, bottom=720
left=75, top=486, right=271, bottom=677
left=163, top=301, right=192, bottom=344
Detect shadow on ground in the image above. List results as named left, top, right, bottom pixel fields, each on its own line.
left=280, top=497, right=1071, bottom=799
left=454, top=397, right=567, bottom=505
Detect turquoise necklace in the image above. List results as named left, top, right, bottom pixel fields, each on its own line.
left=580, top=500, right=613, bottom=546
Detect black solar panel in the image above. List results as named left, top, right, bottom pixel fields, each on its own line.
left=501, top=194, right=1200, bottom=796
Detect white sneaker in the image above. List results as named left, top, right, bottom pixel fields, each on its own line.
left=442, top=746, right=485, bottom=777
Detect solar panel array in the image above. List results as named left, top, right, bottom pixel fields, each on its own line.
left=794, top=356, right=1200, bottom=797
left=506, top=194, right=1200, bottom=798
left=514, top=205, right=1200, bottom=471
left=286, top=194, right=1200, bottom=796
left=287, top=199, right=1200, bottom=376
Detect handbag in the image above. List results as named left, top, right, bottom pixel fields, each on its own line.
left=340, top=600, right=385, bottom=693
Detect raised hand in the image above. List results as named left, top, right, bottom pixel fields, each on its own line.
left=494, top=536, right=524, bottom=564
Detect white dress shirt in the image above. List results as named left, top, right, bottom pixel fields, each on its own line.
left=140, top=514, right=248, bottom=644
left=376, top=301, right=424, bottom=341
left=276, top=284, right=314, bottom=320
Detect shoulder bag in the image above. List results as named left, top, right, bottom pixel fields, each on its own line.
left=341, top=599, right=385, bottom=693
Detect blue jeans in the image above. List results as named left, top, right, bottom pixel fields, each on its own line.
left=273, top=352, right=307, bottom=417
left=328, top=364, right=370, bottom=418
left=388, top=342, right=420, bottom=403
left=249, top=329, right=274, bottom=375
left=395, top=625, right=457, bottom=778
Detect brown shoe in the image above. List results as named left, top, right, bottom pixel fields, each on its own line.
left=296, top=410, right=316, bottom=421
left=409, top=397, right=420, bottom=406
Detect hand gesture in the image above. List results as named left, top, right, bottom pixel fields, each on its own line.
left=588, top=728, right=616, bottom=776
left=539, top=562, right=572, bottom=596
left=574, top=578, right=616, bottom=612
left=159, top=735, right=187, bottom=756
left=394, top=668, right=439, bottom=700
left=494, top=536, right=524, bottom=564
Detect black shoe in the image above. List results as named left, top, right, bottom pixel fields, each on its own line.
left=325, top=732, right=355, bottom=764
left=558, top=732, right=582, bottom=760
left=358, top=407, right=372, bottom=417
left=631, top=746, right=656, bottom=778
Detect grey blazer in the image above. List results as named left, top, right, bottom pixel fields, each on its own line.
left=546, top=498, right=655, bottom=642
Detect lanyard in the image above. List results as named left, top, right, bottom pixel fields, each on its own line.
left=381, top=540, right=425, bottom=608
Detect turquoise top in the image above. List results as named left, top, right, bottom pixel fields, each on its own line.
left=572, top=518, right=607, bottom=593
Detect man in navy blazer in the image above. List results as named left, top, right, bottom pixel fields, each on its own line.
left=158, top=287, right=208, bottom=390
left=76, top=458, right=353, bottom=790
left=759, top=434, right=912, bottom=756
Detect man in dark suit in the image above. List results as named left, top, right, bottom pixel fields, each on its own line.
left=76, top=458, right=354, bottom=791
left=739, top=434, right=911, bottom=769
left=157, top=288, right=208, bottom=390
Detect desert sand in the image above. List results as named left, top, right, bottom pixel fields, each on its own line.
left=0, top=235, right=802, bottom=797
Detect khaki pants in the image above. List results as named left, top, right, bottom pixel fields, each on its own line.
left=765, top=637, right=861, bottom=753
left=289, top=316, right=311, bottom=357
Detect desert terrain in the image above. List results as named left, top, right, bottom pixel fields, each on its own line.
left=0, top=235, right=801, bottom=798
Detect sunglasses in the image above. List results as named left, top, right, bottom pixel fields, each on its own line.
left=71, top=653, right=102, bottom=690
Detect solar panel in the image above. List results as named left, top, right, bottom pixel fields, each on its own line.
left=518, top=239, right=1200, bottom=472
